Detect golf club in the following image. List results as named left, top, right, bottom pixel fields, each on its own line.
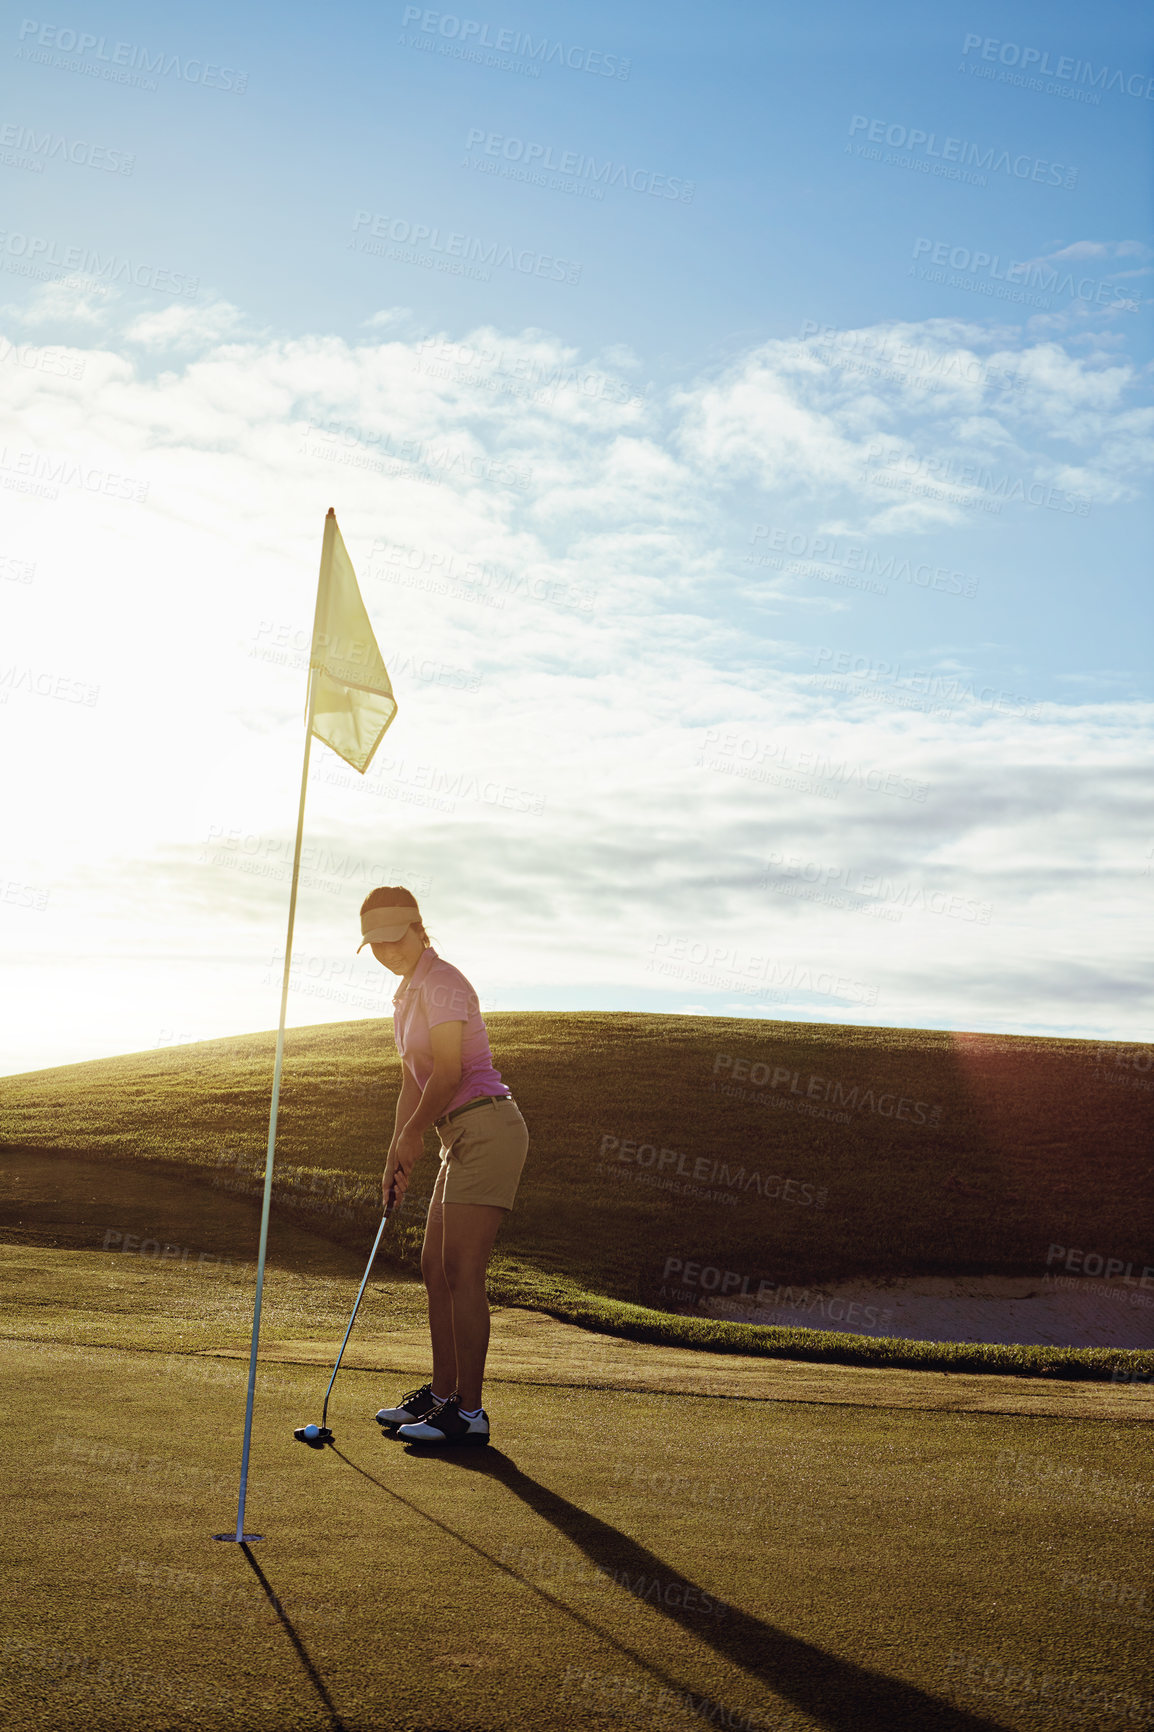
left=293, top=1182, right=398, bottom=1448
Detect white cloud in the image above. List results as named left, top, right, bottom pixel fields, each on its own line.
left=361, top=306, right=413, bottom=329
left=0, top=309, right=1151, bottom=1069
left=2, top=273, right=112, bottom=328
left=674, top=319, right=1153, bottom=530
left=123, top=299, right=249, bottom=351
left=1023, top=239, right=1151, bottom=267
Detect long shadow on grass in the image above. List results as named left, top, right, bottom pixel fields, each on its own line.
left=240, top=1542, right=348, bottom=1732
left=332, top=1445, right=1009, bottom=1732
left=329, top=1446, right=745, bottom=1732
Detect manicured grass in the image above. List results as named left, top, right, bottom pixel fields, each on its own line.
left=4, top=1012, right=1152, bottom=1379
left=4, top=1332, right=1151, bottom=1732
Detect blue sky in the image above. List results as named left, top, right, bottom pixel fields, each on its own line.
left=2, top=0, right=1152, bottom=1070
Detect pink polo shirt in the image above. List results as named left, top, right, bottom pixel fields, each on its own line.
left=392, top=947, right=507, bottom=1115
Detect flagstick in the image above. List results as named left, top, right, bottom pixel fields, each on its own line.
left=214, top=664, right=319, bottom=1544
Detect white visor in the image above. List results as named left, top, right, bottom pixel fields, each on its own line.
left=357, top=905, right=419, bottom=951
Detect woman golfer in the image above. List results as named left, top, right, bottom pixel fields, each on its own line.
left=359, top=886, right=529, bottom=1445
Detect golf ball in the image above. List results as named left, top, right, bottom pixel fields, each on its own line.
left=303, top=1424, right=320, bottom=1440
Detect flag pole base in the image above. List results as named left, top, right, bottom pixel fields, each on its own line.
left=212, top=1533, right=264, bottom=1543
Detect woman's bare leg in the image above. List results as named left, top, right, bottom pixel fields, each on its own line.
left=440, top=1201, right=506, bottom=1411
left=420, top=1160, right=457, bottom=1397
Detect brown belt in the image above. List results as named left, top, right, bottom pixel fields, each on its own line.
left=435, top=1093, right=513, bottom=1130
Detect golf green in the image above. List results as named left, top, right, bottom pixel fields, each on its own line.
left=3, top=1328, right=1152, bottom=1731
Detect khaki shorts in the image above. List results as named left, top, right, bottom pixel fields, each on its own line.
left=436, top=1096, right=529, bottom=1211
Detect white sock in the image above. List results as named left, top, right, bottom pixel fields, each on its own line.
left=432, top=1389, right=453, bottom=1404
left=459, top=1405, right=484, bottom=1420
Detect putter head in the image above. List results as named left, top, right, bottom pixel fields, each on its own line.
left=293, top=1425, right=330, bottom=1449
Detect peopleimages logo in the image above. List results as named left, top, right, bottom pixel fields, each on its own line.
left=399, top=8, right=630, bottom=78
left=865, top=442, right=1091, bottom=517
left=812, top=647, right=1041, bottom=722
left=961, top=34, right=1154, bottom=101
left=598, top=1134, right=829, bottom=1205
left=699, top=728, right=929, bottom=805
left=302, top=417, right=532, bottom=491
left=911, top=239, right=1138, bottom=312
left=0, top=447, right=149, bottom=503
left=15, top=19, right=248, bottom=90
left=1044, top=1243, right=1154, bottom=1288
left=847, top=114, right=1078, bottom=189
left=0, top=121, right=134, bottom=174
left=464, top=129, right=694, bottom=200
left=0, top=337, right=83, bottom=380
left=650, top=934, right=879, bottom=1004
left=711, top=1053, right=945, bottom=1125
left=0, top=229, right=198, bottom=297
left=799, top=318, right=1027, bottom=393
left=750, top=524, right=978, bottom=598
left=764, top=849, right=993, bottom=925
left=350, top=210, right=581, bottom=285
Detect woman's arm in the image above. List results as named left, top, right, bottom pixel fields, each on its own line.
left=382, top=1023, right=464, bottom=1205
left=402, top=1021, right=463, bottom=1137
left=388, top=1065, right=423, bottom=1161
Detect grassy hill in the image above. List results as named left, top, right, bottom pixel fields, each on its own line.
left=3, top=1012, right=1152, bottom=1379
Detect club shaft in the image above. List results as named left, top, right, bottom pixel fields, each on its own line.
left=320, top=1205, right=392, bottom=1430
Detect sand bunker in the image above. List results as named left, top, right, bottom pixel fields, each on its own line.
left=701, top=1275, right=1154, bottom=1349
